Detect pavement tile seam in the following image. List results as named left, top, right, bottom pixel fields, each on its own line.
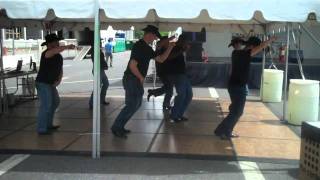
left=146, top=119, right=166, bottom=153
left=230, top=136, right=300, bottom=142
left=61, top=135, right=84, bottom=151
left=0, top=121, right=37, bottom=140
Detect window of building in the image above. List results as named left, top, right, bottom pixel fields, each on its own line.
left=5, top=27, right=23, bottom=39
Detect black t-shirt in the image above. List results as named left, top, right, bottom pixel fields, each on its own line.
left=228, top=49, right=251, bottom=86
left=165, top=48, right=186, bottom=75
left=125, top=39, right=156, bottom=77
left=36, top=50, right=63, bottom=85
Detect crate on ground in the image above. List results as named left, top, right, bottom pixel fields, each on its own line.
left=299, top=121, right=320, bottom=180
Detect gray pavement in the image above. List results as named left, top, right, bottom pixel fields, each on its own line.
left=0, top=154, right=299, bottom=180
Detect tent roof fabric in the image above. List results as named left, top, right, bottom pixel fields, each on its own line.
left=0, top=0, right=319, bottom=30
left=1, top=0, right=319, bottom=21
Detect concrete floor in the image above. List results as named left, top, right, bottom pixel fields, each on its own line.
left=0, top=88, right=301, bottom=161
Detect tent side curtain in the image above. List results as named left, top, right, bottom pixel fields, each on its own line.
left=0, top=0, right=319, bottom=30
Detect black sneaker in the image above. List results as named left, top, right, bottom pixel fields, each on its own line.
left=102, top=101, right=110, bottom=106
left=214, top=130, right=239, bottom=140
left=122, top=128, right=131, bottom=134
left=111, top=129, right=127, bottom=139
left=163, top=106, right=172, bottom=111
left=48, top=125, right=60, bottom=130
left=179, top=116, right=188, bottom=121
left=169, top=118, right=181, bottom=123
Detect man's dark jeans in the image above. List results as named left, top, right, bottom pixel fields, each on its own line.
left=216, top=85, right=248, bottom=135
left=89, top=70, right=109, bottom=107
left=111, top=74, right=144, bottom=130
left=168, top=74, right=193, bottom=119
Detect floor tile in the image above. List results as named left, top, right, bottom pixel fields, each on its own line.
left=108, top=109, right=165, bottom=120
left=234, top=122, right=300, bottom=140
left=99, top=119, right=162, bottom=134
left=0, top=131, right=12, bottom=138
left=0, top=131, right=79, bottom=150
left=150, top=134, right=234, bottom=156
left=0, top=117, right=35, bottom=130
left=232, top=137, right=300, bottom=160
left=23, top=118, right=92, bottom=133
left=159, top=121, right=218, bottom=135
left=66, top=133, right=155, bottom=152
left=183, top=111, right=224, bottom=122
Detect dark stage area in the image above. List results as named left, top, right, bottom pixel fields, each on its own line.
left=186, top=59, right=320, bottom=88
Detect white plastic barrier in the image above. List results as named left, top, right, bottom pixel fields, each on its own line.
left=288, top=79, right=319, bottom=125
left=262, top=69, right=284, bottom=102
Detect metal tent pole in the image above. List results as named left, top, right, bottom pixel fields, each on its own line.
left=92, top=0, right=101, bottom=159
left=291, top=28, right=305, bottom=80
left=0, top=29, right=4, bottom=113
left=282, top=23, right=290, bottom=121
left=12, top=34, right=15, bottom=55
left=260, top=35, right=267, bottom=100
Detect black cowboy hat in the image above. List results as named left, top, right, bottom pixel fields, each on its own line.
left=228, top=37, right=245, bottom=47
left=142, top=25, right=162, bottom=39
left=41, top=34, right=63, bottom=46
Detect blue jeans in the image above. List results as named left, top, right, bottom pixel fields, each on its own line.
left=105, top=52, right=113, bottom=66
left=216, top=85, right=248, bottom=135
left=36, top=82, right=60, bottom=133
left=168, top=74, right=193, bottom=119
left=89, top=70, right=109, bottom=107
left=111, top=74, right=144, bottom=130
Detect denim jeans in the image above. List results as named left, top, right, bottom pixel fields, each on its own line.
left=36, top=82, right=60, bottom=133
left=111, top=74, right=144, bottom=130
left=89, top=70, right=109, bottom=107
left=105, top=52, right=113, bottom=66
left=168, top=74, right=193, bottom=119
left=149, top=75, right=173, bottom=108
left=216, top=85, right=248, bottom=135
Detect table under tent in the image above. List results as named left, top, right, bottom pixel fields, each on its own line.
left=0, top=0, right=319, bottom=158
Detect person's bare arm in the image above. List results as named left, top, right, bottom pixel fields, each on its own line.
left=129, top=59, right=144, bottom=84
left=45, top=44, right=75, bottom=58
left=155, top=42, right=175, bottom=63
left=250, top=37, right=276, bottom=57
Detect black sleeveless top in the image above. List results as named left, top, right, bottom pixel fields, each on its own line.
left=36, top=50, right=63, bottom=85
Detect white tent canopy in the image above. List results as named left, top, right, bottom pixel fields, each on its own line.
left=0, top=0, right=319, bottom=31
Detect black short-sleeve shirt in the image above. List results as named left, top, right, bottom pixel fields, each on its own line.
left=228, top=49, right=251, bottom=86
left=36, top=50, right=63, bottom=85
left=125, top=39, right=156, bottom=77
